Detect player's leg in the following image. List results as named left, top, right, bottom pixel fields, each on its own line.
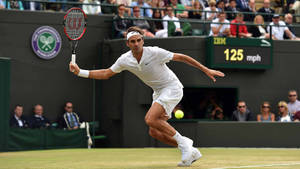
left=149, top=127, right=177, bottom=147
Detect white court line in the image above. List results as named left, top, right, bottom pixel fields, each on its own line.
left=211, top=162, right=300, bottom=169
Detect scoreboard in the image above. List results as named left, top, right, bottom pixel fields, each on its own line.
left=206, top=37, right=273, bottom=69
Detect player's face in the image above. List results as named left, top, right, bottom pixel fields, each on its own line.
left=127, top=35, right=144, bottom=53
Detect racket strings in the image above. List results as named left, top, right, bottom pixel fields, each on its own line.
left=65, top=9, right=86, bottom=40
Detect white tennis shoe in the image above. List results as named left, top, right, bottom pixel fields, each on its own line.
left=177, top=147, right=202, bottom=167
left=178, top=137, right=193, bottom=163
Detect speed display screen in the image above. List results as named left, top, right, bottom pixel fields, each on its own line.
left=206, top=37, right=273, bottom=69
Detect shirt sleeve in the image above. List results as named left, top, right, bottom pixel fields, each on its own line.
left=155, top=47, right=174, bottom=64
left=110, top=57, right=125, bottom=73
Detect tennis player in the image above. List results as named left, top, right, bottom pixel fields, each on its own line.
left=69, top=26, right=225, bottom=166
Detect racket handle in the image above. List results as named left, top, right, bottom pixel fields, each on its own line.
left=71, top=54, right=76, bottom=65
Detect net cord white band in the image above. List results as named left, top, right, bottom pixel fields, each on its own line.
left=126, top=31, right=141, bottom=40
left=78, top=69, right=89, bottom=78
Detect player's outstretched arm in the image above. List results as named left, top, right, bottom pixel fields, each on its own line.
left=172, top=53, right=225, bottom=82
left=69, top=63, right=116, bottom=80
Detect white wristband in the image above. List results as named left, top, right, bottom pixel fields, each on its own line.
left=78, top=69, right=90, bottom=78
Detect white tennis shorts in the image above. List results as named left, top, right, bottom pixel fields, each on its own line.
left=152, top=85, right=183, bottom=119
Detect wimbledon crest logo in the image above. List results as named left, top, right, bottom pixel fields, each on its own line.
left=32, top=26, right=62, bottom=60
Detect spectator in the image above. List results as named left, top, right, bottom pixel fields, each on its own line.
left=151, top=9, right=168, bottom=37
left=217, top=0, right=225, bottom=11
left=23, top=1, right=41, bottom=11
left=277, top=101, right=292, bottom=122
left=293, top=111, right=300, bottom=121
left=163, top=6, right=183, bottom=36
left=230, top=13, right=252, bottom=38
left=199, top=0, right=209, bottom=9
left=10, top=105, right=29, bottom=128
left=291, top=0, right=300, bottom=22
left=225, top=0, right=240, bottom=20
left=4, top=0, right=24, bottom=10
left=170, top=0, right=188, bottom=18
left=59, top=102, right=81, bottom=130
left=232, top=101, right=254, bottom=121
left=257, top=0, right=275, bottom=22
left=132, top=6, right=155, bottom=37
left=113, top=4, right=132, bottom=38
left=101, top=0, right=117, bottom=14
left=131, top=0, right=152, bottom=17
left=116, top=0, right=131, bottom=15
left=257, top=102, right=275, bottom=122
left=149, top=0, right=165, bottom=16
left=236, top=0, right=249, bottom=10
left=82, top=0, right=102, bottom=15
left=284, top=13, right=300, bottom=40
left=242, top=0, right=257, bottom=22
left=287, top=90, right=300, bottom=117
left=275, top=0, right=295, bottom=14
left=209, top=11, right=231, bottom=37
left=202, top=0, right=219, bottom=20
left=188, top=1, right=202, bottom=19
left=248, top=15, right=272, bottom=39
left=0, top=0, right=4, bottom=9
left=29, top=104, right=51, bottom=128
left=180, top=0, right=193, bottom=9
left=267, top=14, right=296, bottom=40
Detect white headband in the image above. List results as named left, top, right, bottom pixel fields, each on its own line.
left=126, top=31, right=141, bottom=40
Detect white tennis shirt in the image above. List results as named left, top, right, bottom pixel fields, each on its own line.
left=110, top=46, right=183, bottom=91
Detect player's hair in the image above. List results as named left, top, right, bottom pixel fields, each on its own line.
left=126, top=26, right=144, bottom=37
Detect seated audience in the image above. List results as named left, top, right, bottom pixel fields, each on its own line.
left=132, top=6, right=155, bottom=37
left=23, top=1, right=41, bottom=11
left=209, top=11, right=231, bottom=37
left=82, top=0, right=101, bottom=15
left=232, top=101, right=254, bottom=121
left=163, top=6, right=183, bottom=36
left=241, top=0, right=256, bottom=22
left=202, top=0, right=219, bottom=20
left=188, top=1, right=202, bottom=19
left=284, top=13, right=300, bottom=40
left=257, top=101, right=275, bottom=122
left=151, top=9, right=168, bottom=37
left=101, top=0, right=117, bottom=14
left=199, top=0, right=209, bottom=9
left=0, top=0, right=4, bottom=9
left=236, top=0, right=249, bottom=10
left=291, top=0, right=300, bottom=22
left=131, top=0, right=152, bottom=17
left=180, top=0, right=193, bottom=9
left=257, top=0, right=275, bottom=22
left=277, top=101, right=292, bottom=122
left=29, top=104, right=51, bottom=128
left=225, top=0, right=240, bottom=20
left=59, top=102, right=81, bottom=130
left=287, top=90, right=300, bottom=118
left=4, top=0, right=24, bottom=10
left=149, top=0, right=165, bottom=16
left=10, top=104, right=29, bottom=128
left=267, top=14, right=297, bottom=40
left=116, top=0, right=131, bottom=15
left=217, top=0, right=225, bottom=11
left=230, top=13, right=252, bottom=38
left=113, top=4, right=133, bottom=38
left=170, top=0, right=188, bottom=18
left=248, top=15, right=272, bottom=39
left=293, top=111, right=300, bottom=121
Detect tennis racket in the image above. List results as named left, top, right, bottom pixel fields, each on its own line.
left=63, top=7, right=87, bottom=65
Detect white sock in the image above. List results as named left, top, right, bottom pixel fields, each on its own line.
left=173, top=131, right=184, bottom=144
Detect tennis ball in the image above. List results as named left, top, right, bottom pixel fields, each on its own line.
left=175, top=110, right=184, bottom=119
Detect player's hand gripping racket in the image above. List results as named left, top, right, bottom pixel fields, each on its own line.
left=64, top=8, right=87, bottom=66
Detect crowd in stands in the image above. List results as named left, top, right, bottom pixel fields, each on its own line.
left=1, top=0, right=300, bottom=39
left=10, top=101, right=82, bottom=129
